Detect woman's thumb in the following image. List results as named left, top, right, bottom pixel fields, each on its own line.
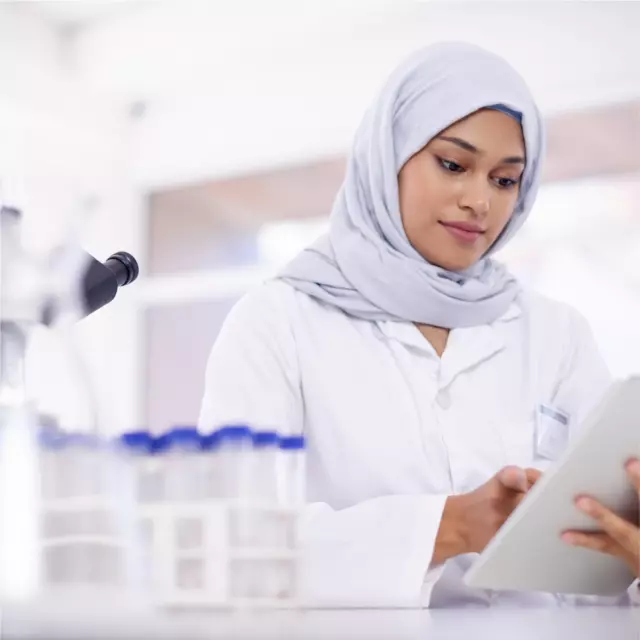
left=497, top=465, right=529, bottom=493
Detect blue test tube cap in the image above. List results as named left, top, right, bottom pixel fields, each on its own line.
left=151, top=433, right=172, bottom=455
left=252, top=431, right=279, bottom=447
left=65, top=432, right=103, bottom=448
left=119, top=430, right=153, bottom=453
left=166, top=426, right=200, bottom=449
left=38, top=429, right=67, bottom=450
left=217, top=424, right=253, bottom=441
left=279, top=435, right=306, bottom=450
left=200, top=430, right=221, bottom=451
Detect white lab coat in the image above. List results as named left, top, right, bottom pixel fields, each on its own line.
left=198, top=280, right=639, bottom=608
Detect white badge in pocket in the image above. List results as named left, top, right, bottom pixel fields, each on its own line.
left=535, top=404, right=571, bottom=460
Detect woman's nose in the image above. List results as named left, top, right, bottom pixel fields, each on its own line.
left=458, top=177, right=491, bottom=218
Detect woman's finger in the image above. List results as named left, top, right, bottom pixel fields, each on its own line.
left=497, top=466, right=528, bottom=493
left=575, top=497, right=638, bottom=551
left=562, top=531, right=620, bottom=556
left=625, top=458, right=640, bottom=494
left=525, top=467, right=542, bottom=488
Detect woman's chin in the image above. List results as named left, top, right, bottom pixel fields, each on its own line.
left=417, top=248, right=482, bottom=273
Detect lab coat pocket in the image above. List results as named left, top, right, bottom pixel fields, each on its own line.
left=500, top=404, right=571, bottom=471
left=534, top=403, right=571, bottom=463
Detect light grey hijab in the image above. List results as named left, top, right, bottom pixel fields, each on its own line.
left=279, top=42, right=545, bottom=329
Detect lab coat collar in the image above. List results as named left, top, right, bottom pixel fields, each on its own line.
left=376, top=321, right=438, bottom=355
left=377, top=301, right=521, bottom=348
left=376, top=300, right=523, bottom=383
left=497, top=301, right=522, bottom=322
left=441, top=300, right=523, bottom=387
left=439, top=324, right=505, bottom=388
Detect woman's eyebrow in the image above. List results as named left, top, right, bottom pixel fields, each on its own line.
left=437, top=135, right=525, bottom=165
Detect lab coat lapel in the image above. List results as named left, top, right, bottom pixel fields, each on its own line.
left=439, top=303, right=522, bottom=389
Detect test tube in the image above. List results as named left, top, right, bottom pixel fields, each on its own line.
left=277, top=435, right=306, bottom=510
left=118, top=431, right=153, bottom=502
left=216, top=425, right=253, bottom=502
left=164, top=427, right=202, bottom=502
left=200, top=430, right=222, bottom=500
left=250, top=431, right=279, bottom=507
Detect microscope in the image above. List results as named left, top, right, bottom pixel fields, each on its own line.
left=0, top=204, right=139, bottom=409
left=0, top=204, right=139, bottom=600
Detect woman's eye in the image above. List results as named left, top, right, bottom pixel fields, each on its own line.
left=494, top=177, right=519, bottom=189
left=436, top=156, right=520, bottom=189
left=438, top=158, right=464, bottom=173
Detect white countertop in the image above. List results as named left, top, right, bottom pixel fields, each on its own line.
left=2, top=605, right=639, bottom=640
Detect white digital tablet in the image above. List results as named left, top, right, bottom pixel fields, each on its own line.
left=464, top=376, right=640, bottom=596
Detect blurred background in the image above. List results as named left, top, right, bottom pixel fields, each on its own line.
left=0, top=0, right=638, bottom=434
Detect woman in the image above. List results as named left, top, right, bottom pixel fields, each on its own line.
left=198, top=42, right=639, bottom=607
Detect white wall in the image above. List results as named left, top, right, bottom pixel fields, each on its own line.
left=68, top=1, right=640, bottom=189
left=497, top=175, right=640, bottom=377
left=0, top=5, right=142, bottom=434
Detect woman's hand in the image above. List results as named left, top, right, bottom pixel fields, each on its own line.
left=562, top=458, right=640, bottom=578
left=434, top=465, right=541, bottom=564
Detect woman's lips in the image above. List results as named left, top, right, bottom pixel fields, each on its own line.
left=439, top=221, right=485, bottom=245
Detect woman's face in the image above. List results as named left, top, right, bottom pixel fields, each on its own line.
left=398, top=108, right=526, bottom=271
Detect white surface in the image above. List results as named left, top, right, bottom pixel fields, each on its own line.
left=15, top=1, right=139, bottom=29
left=466, top=377, right=640, bottom=595
left=197, top=280, right=631, bottom=608
left=2, top=605, right=639, bottom=640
